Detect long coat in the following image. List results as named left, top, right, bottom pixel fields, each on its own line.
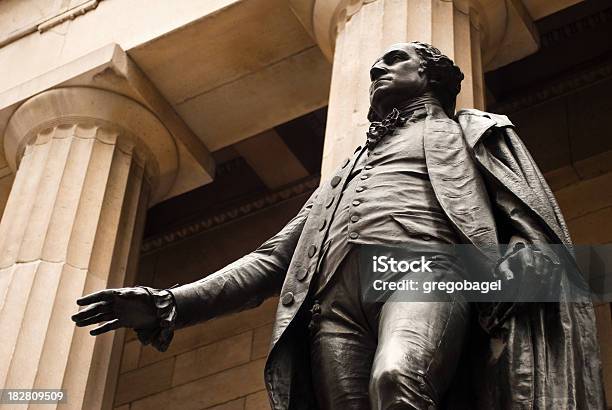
left=169, top=109, right=605, bottom=409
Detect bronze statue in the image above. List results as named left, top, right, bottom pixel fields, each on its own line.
left=72, top=42, right=605, bottom=409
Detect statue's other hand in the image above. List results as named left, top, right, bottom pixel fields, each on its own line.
left=495, top=244, right=561, bottom=300
left=71, top=287, right=158, bottom=336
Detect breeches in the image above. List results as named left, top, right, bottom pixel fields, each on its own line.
left=309, top=246, right=470, bottom=410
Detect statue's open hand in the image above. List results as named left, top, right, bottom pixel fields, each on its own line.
left=71, top=288, right=158, bottom=336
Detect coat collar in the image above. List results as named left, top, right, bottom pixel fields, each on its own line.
left=455, top=109, right=514, bottom=148
left=352, top=105, right=504, bottom=162
left=425, top=102, right=448, bottom=120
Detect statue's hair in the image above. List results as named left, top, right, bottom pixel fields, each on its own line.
left=368, top=41, right=464, bottom=121
left=411, top=41, right=464, bottom=117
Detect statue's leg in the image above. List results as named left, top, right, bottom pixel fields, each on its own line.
left=309, top=316, right=376, bottom=409
left=309, top=247, right=378, bottom=410
left=368, top=295, right=470, bottom=409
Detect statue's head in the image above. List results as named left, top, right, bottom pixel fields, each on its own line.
left=368, top=42, right=464, bottom=120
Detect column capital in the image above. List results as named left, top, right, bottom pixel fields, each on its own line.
left=4, top=87, right=177, bottom=203
left=0, top=43, right=215, bottom=205
left=289, top=0, right=539, bottom=70
left=289, top=0, right=369, bottom=60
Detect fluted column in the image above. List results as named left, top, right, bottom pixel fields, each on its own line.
left=317, top=0, right=485, bottom=177
left=0, top=88, right=177, bottom=409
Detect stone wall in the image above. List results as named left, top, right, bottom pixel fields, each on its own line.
left=556, top=172, right=612, bottom=404
left=114, top=299, right=275, bottom=410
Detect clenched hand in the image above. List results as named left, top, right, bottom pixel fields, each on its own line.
left=495, top=244, right=561, bottom=301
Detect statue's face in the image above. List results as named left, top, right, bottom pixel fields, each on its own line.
left=369, top=43, right=429, bottom=116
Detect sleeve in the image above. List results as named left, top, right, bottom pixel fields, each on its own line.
left=476, top=127, right=563, bottom=260
left=489, top=179, right=559, bottom=263
left=475, top=126, right=572, bottom=247
left=167, top=187, right=320, bottom=329
left=134, top=287, right=178, bottom=352
left=474, top=128, right=563, bottom=333
left=476, top=177, right=558, bottom=333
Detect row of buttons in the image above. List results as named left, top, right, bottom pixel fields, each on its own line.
left=281, top=291, right=294, bottom=306
left=293, top=243, right=318, bottom=285
left=331, top=175, right=341, bottom=187
left=347, top=152, right=375, bottom=241
left=281, top=154, right=354, bottom=306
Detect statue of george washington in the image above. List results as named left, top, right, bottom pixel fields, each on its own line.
left=72, top=42, right=605, bottom=409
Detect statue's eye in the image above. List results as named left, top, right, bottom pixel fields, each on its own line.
left=390, top=54, right=406, bottom=63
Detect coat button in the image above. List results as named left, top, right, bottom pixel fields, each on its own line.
left=281, top=292, right=294, bottom=306
left=349, top=232, right=359, bottom=239
left=331, top=176, right=341, bottom=187
left=308, top=245, right=317, bottom=257
left=326, top=197, right=334, bottom=208
left=360, top=174, right=368, bottom=180
left=342, top=158, right=350, bottom=168
left=365, top=165, right=373, bottom=170
left=356, top=186, right=365, bottom=193
left=352, top=200, right=361, bottom=206
left=296, top=269, right=308, bottom=281
left=350, top=215, right=360, bottom=222
left=421, top=235, right=432, bottom=241
left=319, top=220, right=327, bottom=231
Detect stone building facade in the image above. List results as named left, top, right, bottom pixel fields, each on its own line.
left=0, top=0, right=611, bottom=409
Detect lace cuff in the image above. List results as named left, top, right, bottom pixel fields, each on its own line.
left=134, top=286, right=177, bottom=352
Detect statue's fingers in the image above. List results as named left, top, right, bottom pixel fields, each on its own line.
left=534, top=251, right=553, bottom=298
left=496, top=260, right=514, bottom=281
left=90, top=319, right=121, bottom=336
left=74, top=311, right=116, bottom=327
left=537, top=253, right=558, bottom=282
left=552, top=260, right=564, bottom=277
left=510, top=250, right=532, bottom=288
left=71, top=301, right=112, bottom=322
left=77, top=289, right=116, bottom=306
left=521, top=247, right=536, bottom=272
left=532, top=251, right=548, bottom=277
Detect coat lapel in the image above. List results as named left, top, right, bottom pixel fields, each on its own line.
left=424, top=106, right=499, bottom=261
left=268, top=145, right=365, bottom=350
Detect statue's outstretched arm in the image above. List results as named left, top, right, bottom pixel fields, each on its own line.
left=72, top=187, right=320, bottom=351
left=169, top=187, right=320, bottom=328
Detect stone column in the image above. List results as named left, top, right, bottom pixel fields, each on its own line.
left=0, top=88, right=177, bottom=409
left=314, top=0, right=486, bottom=177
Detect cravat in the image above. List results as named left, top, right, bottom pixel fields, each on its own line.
left=365, top=108, right=407, bottom=149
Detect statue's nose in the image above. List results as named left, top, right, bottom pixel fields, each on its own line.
left=370, top=65, right=387, bottom=81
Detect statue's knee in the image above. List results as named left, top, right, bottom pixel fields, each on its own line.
left=369, top=366, right=437, bottom=410
left=370, top=366, right=402, bottom=397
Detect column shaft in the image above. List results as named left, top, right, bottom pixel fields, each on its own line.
left=0, top=123, right=150, bottom=409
